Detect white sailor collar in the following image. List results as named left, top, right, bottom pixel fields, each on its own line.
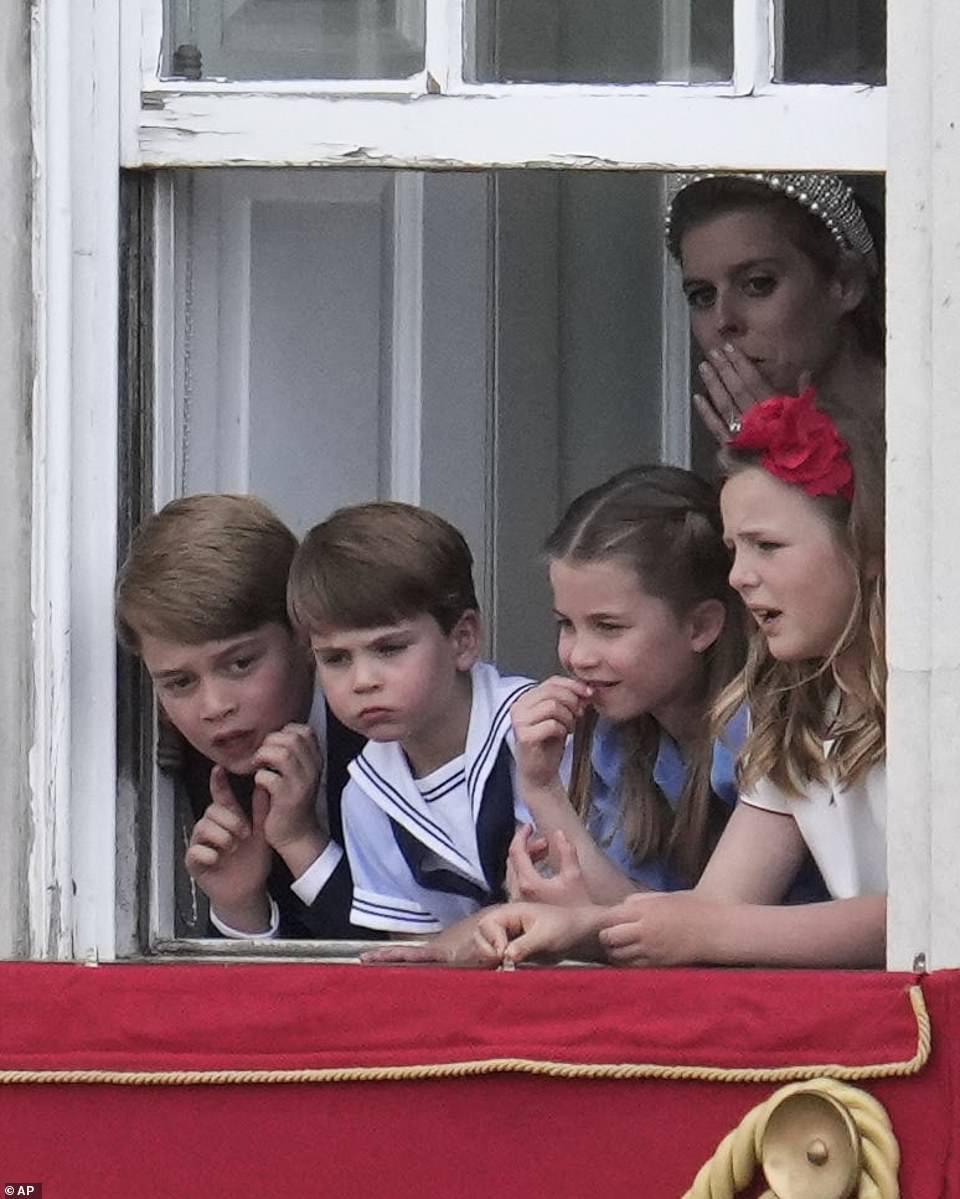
left=347, top=662, right=534, bottom=883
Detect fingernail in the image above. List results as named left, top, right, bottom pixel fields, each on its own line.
left=723, top=341, right=735, bottom=353
left=698, top=362, right=712, bottom=377
left=709, top=347, right=723, bottom=360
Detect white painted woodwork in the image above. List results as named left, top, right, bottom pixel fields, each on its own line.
left=125, top=87, right=885, bottom=172
left=35, top=0, right=960, bottom=968
left=885, top=0, right=960, bottom=970
left=32, top=0, right=121, bottom=960
left=0, top=0, right=34, bottom=958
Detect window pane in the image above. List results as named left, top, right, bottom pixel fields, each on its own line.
left=470, top=0, right=733, bottom=84
left=163, top=0, right=425, bottom=81
left=161, top=168, right=667, bottom=681
left=775, top=0, right=885, bottom=84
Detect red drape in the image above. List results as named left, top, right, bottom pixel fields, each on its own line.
left=1, top=963, right=956, bottom=1198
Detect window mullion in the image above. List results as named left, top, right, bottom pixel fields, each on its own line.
left=660, top=0, right=692, bottom=83
left=425, top=0, right=463, bottom=91
left=733, top=0, right=774, bottom=95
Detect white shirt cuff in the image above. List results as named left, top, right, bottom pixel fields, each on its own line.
left=290, top=840, right=344, bottom=906
left=209, top=895, right=280, bottom=939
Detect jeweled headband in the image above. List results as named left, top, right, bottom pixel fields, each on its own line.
left=665, top=172, right=876, bottom=264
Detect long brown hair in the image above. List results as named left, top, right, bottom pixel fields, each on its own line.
left=715, top=394, right=886, bottom=795
left=549, top=465, right=747, bottom=884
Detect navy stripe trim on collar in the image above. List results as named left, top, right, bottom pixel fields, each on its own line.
left=352, top=897, right=437, bottom=925
left=353, top=754, right=471, bottom=866
left=465, top=680, right=535, bottom=796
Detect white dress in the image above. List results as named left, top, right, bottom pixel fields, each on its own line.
left=740, top=753, right=886, bottom=899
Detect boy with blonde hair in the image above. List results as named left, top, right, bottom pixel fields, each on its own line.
left=116, top=493, right=371, bottom=939
left=288, top=501, right=533, bottom=934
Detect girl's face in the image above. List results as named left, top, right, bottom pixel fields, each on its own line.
left=549, top=557, right=719, bottom=741
left=680, top=209, right=859, bottom=393
left=721, top=467, right=858, bottom=662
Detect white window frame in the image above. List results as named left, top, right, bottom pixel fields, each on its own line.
left=31, top=0, right=960, bottom=968
left=121, top=1, right=884, bottom=171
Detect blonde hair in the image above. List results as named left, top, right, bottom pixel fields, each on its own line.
left=288, top=501, right=478, bottom=637
left=116, top=493, right=297, bottom=652
left=715, top=395, right=886, bottom=796
left=550, top=466, right=747, bottom=885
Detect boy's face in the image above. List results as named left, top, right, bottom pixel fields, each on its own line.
left=139, top=622, right=313, bottom=775
left=309, top=612, right=479, bottom=757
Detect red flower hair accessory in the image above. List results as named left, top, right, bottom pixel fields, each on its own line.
left=729, top=387, right=854, bottom=501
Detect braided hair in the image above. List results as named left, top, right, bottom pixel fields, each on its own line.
left=548, top=465, right=747, bottom=884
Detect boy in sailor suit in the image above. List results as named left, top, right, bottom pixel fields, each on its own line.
left=287, top=501, right=534, bottom=935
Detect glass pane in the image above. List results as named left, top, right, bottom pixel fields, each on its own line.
left=164, top=0, right=425, bottom=81
left=775, top=0, right=885, bottom=84
left=470, top=0, right=733, bottom=84
left=162, top=168, right=667, bottom=679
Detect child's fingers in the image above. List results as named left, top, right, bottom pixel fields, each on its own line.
left=598, top=917, right=645, bottom=951
left=250, top=786, right=270, bottom=832
left=190, top=809, right=246, bottom=852
left=514, top=677, right=593, bottom=719
left=360, top=943, right=447, bottom=964
left=599, top=929, right=648, bottom=966
left=508, top=823, right=549, bottom=867
left=513, top=704, right=577, bottom=744
left=507, top=840, right=547, bottom=901
left=474, top=910, right=518, bottom=959
left=553, top=829, right=582, bottom=878
left=184, top=843, right=222, bottom=872
left=254, top=724, right=321, bottom=776
left=501, top=922, right=555, bottom=965
left=504, top=856, right=522, bottom=903
left=521, top=720, right=571, bottom=747
left=208, top=766, right=252, bottom=827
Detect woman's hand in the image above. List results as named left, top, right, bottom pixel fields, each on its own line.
left=510, top=676, right=593, bottom=788
left=694, top=344, right=808, bottom=444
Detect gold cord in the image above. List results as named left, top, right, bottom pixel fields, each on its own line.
left=682, top=1077, right=900, bottom=1199
left=0, top=985, right=928, bottom=1088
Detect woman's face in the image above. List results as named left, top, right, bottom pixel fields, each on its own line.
left=680, top=209, right=857, bottom=393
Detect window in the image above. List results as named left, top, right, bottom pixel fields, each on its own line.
left=43, top=0, right=958, bottom=965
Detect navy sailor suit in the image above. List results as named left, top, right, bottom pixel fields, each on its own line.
left=342, top=662, right=535, bottom=933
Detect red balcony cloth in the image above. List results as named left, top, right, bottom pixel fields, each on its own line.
left=0, top=963, right=956, bottom=1198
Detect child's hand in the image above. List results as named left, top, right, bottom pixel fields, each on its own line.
left=510, top=676, right=593, bottom=787
left=598, top=890, right=718, bottom=967
left=254, top=723, right=330, bottom=878
left=505, top=826, right=590, bottom=907
left=360, top=925, right=499, bottom=969
left=473, top=901, right=602, bottom=966
left=185, top=765, right=273, bottom=929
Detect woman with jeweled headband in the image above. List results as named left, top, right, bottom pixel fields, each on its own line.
left=665, top=173, right=884, bottom=442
